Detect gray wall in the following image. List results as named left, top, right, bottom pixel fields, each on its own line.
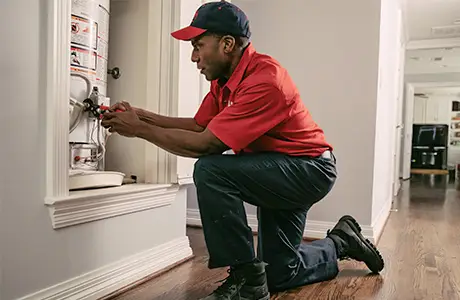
left=1, top=1, right=188, bottom=299
left=188, top=0, right=386, bottom=226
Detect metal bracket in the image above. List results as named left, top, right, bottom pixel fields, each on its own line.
left=107, top=67, right=121, bottom=79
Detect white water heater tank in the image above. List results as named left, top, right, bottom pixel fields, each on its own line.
left=69, top=0, right=111, bottom=143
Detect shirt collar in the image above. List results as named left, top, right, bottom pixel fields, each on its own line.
left=218, top=43, right=255, bottom=92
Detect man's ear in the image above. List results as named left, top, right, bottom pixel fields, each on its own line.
left=222, top=35, right=236, bottom=53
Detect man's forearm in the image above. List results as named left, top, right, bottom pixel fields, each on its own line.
left=134, top=122, right=226, bottom=158
left=136, top=109, right=204, bottom=132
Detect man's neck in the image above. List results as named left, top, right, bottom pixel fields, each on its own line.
left=224, top=52, right=243, bottom=79
left=217, top=56, right=242, bottom=86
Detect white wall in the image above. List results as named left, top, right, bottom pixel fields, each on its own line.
left=176, top=0, right=207, bottom=183
left=1, top=1, right=189, bottom=299
left=371, top=0, right=402, bottom=223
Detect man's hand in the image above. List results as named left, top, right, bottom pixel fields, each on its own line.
left=102, top=101, right=228, bottom=157
left=101, top=101, right=144, bottom=137
left=109, top=101, right=204, bottom=133
left=109, top=101, right=142, bottom=114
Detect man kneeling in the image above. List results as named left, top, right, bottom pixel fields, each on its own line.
left=101, top=2, right=384, bottom=299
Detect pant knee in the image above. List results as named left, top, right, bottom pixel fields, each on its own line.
left=265, top=262, right=296, bottom=289
left=193, top=156, right=214, bottom=186
left=193, top=155, right=226, bottom=186
left=265, top=259, right=340, bottom=292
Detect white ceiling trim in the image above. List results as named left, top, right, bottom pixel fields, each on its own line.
left=406, top=38, right=460, bottom=50
left=406, top=81, right=460, bottom=88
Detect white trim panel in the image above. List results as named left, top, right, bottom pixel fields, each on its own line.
left=46, top=184, right=179, bottom=229
left=18, top=236, right=193, bottom=300
left=406, top=38, right=460, bottom=50
left=371, top=197, right=392, bottom=244
left=45, top=0, right=71, bottom=198
left=178, top=176, right=194, bottom=185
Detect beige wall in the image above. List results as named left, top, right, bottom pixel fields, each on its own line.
left=188, top=0, right=403, bottom=236
left=191, top=0, right=383, bottom=226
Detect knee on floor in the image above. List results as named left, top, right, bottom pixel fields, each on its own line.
left=265, top=260, right=340, bottom=292
left=266, top=263, right=294, bottom=282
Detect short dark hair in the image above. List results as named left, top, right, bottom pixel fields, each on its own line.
left=205, top=31, right=250, bottom=49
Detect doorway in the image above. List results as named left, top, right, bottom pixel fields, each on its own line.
left=400, top=83, right=460, bottom=180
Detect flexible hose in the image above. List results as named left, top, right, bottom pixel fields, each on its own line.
left=69, top=72, right=92, bottom=133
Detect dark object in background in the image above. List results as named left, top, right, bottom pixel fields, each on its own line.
left=411, top=124, right=448, bottom=170
left=452, top=101, right=460, bottom=112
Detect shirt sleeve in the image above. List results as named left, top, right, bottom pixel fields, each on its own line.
left=207, top=83, right=290, bottom=152
left=194, top=86, right=219, bottom=128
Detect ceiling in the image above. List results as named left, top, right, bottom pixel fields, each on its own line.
left=403, top=0, right=460, bottom=78
left=415, top=86, right=460, bottom=97
left=405, top=47, right=460, bottom=74
left=404, top=0, right=460, bottom=41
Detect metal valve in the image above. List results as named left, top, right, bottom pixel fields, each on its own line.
left=107, top=67, right=121, bottom=79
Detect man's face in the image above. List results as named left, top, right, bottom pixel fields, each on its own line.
left=191, top=34, right=230, bottom=81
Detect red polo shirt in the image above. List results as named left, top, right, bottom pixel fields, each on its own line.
left=194, top=44, right=332, bottom=157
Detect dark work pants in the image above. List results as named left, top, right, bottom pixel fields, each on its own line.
left=193, top=152, right=339, bottom=292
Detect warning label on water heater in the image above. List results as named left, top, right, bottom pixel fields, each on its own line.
left=71, top=46, right=97, bottom=71
left=70, top=0, right=110, bottom=96
left=71, top=14, right=98, bottom=50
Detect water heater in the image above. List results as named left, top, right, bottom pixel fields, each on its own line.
left=68, top=0, right=125, bottom=190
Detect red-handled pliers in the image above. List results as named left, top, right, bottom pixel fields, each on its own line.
left=98, top=105, right=124, bottom=119
left=99, top=105, right=124, bottom=113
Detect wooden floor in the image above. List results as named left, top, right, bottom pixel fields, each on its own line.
left=112, top=175, right=460, bottom=300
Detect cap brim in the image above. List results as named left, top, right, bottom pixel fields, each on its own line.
left=171, top=26, right=207, bottom=41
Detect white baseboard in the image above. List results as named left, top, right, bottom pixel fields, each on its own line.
left=187, top=208, right=386, bottom=244
left=370, top=198, right=392, bottom=243
left=18, top=237, right=193, bottom=300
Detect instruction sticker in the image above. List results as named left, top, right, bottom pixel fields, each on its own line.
left=71, top=0, right=99, bottom=18
left=98, top=39, right=108, bottom=60
left=71, top=14, right=98, bottom=50
left=98, top=4, right=110, bottom=42
left=70, top=46, right=97, bottom=71
left=70, top=66, right=96, bottom=77
left=96, top=55, right=108, bottom=83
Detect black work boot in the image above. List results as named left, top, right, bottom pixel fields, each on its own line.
left=327, top=215, right=384, bottom=274
left=200, top=261, right=270, bottom=300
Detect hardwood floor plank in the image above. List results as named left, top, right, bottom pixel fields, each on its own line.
left=112, top=177, right=460, bottom=300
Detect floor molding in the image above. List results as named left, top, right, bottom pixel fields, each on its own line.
left=371, top=198, right=393, bottom=244
left=18, top=237, right=193, bottom=300
left=187, top=208, right=381, bottom=243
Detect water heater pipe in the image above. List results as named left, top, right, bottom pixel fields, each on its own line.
left=69, top=72, right=92, bottom=133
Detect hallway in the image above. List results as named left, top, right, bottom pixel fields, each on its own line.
left=111, top=176, right=460, bottom=300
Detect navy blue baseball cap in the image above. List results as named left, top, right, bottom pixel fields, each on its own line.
left=171, top=1, right=251, bottom=41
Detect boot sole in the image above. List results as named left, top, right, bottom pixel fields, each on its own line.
left=243, top=294, right=270, bottom=300
left=349, top=223, right=384, bottom=274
